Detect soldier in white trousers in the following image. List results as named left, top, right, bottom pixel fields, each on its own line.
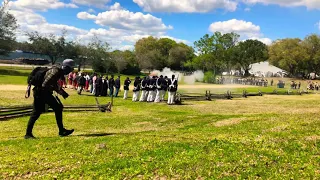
left=154, top=75, right=164, bottom=103
left=139, top=77, right=147, bottom=102
left=167, top=74, right=178, bottom=105
left=147, top=76, right=157, bottom=102
left=123, top=77, right=131, bottom=99
left=132, top=77, right=141, bottom=102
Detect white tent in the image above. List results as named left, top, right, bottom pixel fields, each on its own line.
left=249, top=61, right=286, bottom=77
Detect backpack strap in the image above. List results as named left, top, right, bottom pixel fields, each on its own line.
left=25, top=84, right=31, bottom=98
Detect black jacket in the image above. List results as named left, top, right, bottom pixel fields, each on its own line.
left=167, top=78, right=178, bottom=92
left=124, top=79, right=131, bottom=90
left=109, top=78, right=115, bottom=88
left=115, top=78, right=120, bottom=88
left=133, top=79, right=141, bottom=92
left=141, top=79, right=147, bottom=91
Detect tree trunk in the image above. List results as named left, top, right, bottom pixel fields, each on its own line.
left=244, top=69, right=250, bottom=77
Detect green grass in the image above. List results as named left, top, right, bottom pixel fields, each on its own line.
left=1, top=68, right=320, bottom=178
left=1, top=86, right=320, bottom=179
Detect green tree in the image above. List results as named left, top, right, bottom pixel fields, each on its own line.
left=233, top=39, right=268, bottom=76
left=302, top=34, right=320, bottom=77
left=0, top=0, right=17, bottom=55
left=135, top=36, right=160, bottom=71
left=27, top=31, right=66, bottom=64
left=87, top=36, right=112, bottom=73
left=192, top=32, right=239, bottom=74
left=268, top=38, right=307, bottom=77
left=111, top=50, right=128, bottom=73
left=168, top=43, right=194, bottom=70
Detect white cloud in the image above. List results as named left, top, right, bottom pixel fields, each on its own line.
left=10, top=8, right=186, bottom=51
left=133, top=0, right=238, bottom=13
left=248, top=37, right=273, bottom=45
left=159, top=36, right=190, bottom=44
left=8, top=0, right=78, bottom=11
left=71, top=0, right=111, bottom=8
left=118, top=45, right=135, bottom=51
left=209, top=19, right=260, bottom=37
left=77, top=4, right=173, bottom=32
left=244, top=7, right=251, bottom=11
left=109, top=2, right=123, bottom=10
left=242, top=0, right=320, bottom=10
left=209, top=19, right=272, bottom=45
left=88, top=8, right=95, bottom=13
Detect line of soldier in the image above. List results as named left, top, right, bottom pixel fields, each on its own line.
left=125, top=74, right=178, bottom=105
left=216, top=77, right=269, bottom=87
left=64, top=72, right=179, bottom=104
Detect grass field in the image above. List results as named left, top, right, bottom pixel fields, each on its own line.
left=1, top=68, right=320, bottom=179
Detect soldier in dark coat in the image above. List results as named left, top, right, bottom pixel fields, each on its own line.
left=132, top=77, right=141, bottom=102
left=167, top=74, right=178, bottom=105
left=101, top=76, right=108, bottom=97
left=147, top=76, right=157, bottom=102
left=154, top=75, right=164, bottom=103
left=139, top=76, right=147, bottom=102
left=123, top=77, right=131, bottom=99
left=162, top=76, right=168, bottom=101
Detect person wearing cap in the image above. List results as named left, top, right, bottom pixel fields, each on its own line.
left=24, top=59, right=75, bottom=139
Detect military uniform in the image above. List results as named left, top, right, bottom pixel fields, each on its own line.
left=25, top=60, right=75, bottom=139
left=154, top=76, right=164, bottom=103
left=132, top=77, right=141, bottom=102
left=139, top=77, right=148, bottom=102
left=167, top=75, right=178, bottom=105
left=123, top=77, right=131, bottom=99
left=147, top=76, right=157, bottom=102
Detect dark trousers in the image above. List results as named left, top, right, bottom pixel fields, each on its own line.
left=26, top=90, right=64, bottom=135
left=115, top=88, right=120, bottom=97
left=109, top=87, right=114, bottom=97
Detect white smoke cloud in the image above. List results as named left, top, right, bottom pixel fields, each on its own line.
left=150, top=67, right=204, bottom=84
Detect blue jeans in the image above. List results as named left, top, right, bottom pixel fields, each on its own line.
left=109, top=87, right=114, bottom=97
left=115, top=88, right=120, bottom=97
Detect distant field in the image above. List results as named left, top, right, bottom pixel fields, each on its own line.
left=2, top=67, right=320, bottom=179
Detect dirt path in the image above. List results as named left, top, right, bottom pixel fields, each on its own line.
left=0, top=84, right=255, bottom=91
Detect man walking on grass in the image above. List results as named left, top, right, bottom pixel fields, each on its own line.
left=115, top=75, right=121, bottom=97
left=24, top=59, right=75, bottom=139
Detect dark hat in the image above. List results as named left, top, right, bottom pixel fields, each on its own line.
left=62, top=59, right=75, bottom=68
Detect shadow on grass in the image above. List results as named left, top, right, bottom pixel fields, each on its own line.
left=76, top=133, right=115, bottom=137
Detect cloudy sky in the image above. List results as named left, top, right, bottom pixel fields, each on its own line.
left=3, top=0, right=320, bottom=50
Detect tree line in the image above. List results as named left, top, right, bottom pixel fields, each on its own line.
left=1, top=2, right=320, bottom=78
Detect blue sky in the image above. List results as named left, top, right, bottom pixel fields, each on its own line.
left=4, top=0, right=320, bottom=50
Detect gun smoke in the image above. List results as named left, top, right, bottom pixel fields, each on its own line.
left=150, top=67, right=204, bottom=85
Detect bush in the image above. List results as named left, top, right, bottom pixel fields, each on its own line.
left=121, top=65, right=141, bottom=75
left=203, top=71, right=216, bottom=83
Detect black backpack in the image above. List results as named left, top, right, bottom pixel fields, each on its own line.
left=25, top=67, right=49, bottom=98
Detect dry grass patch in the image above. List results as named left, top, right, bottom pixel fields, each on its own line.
left=305, top=136, right=320, bottom=141
left=212, top=117, right=259, bottom=127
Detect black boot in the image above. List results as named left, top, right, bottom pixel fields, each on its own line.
left=24, top=134, right=36, bottom=139
left=59, top=129, right=74, bottom=137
